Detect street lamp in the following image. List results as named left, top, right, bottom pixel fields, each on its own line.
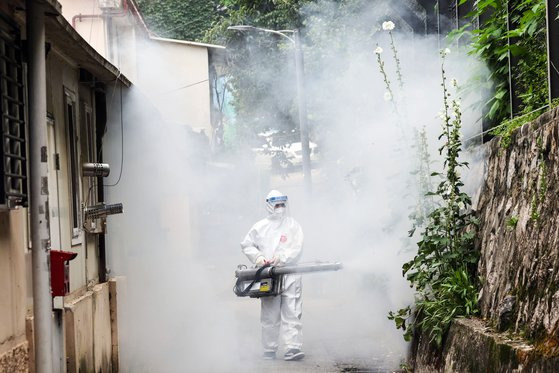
left=228, top=25, right=312, bottom=196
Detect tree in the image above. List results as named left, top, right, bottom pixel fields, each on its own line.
left=203, top=0, right=313, bottom=157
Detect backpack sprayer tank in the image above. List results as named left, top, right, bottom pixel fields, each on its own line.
left=234, top=262, right=343, bottom=298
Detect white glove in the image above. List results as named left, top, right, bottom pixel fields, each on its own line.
left=271, top=256, right=282, bottom=266
left=255, top=256, right=266, bottom=267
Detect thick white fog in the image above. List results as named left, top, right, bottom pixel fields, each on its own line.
left=102, top=1, right=488, bottom=371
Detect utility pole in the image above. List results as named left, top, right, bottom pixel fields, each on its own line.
left=293, top=30, right=312, bottom=196
left=228, top=25, right=313, bottom=196
left=27, top=1, right=54, bottom=372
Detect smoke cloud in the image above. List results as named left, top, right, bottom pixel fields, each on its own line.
left=103, top=1, right=489, bottom=371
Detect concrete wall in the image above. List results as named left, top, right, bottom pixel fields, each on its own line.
left=0, top=209, right=29, bottom=373
left=64, top=283, right=113, bottom=373
left=59, top=0, right=141, bottom=81
left=139, top=38, right=213, bottom=134
left=59, top=0, right=107, bottom=59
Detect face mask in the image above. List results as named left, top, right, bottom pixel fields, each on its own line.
left=271, top=207, right=286, bottom=219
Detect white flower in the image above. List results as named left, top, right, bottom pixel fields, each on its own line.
left=438, top=111, right=446, bottom=120
left=445, top=184, right=453, bottom=196
left=374, top=46, right=383, bottom=55
left=451, top=78, right=458, bottom=87
left=444, top=48, right=451, bottom=55
left=382, top=21, right=395, bottom=31
left=384, top=91, right=392, bottom=101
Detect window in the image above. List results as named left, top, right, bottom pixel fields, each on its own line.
left=82, top=103, right=96, bottom=207
left=84, top=107, right=94, bottom=164
left=64, top=90, right=81, bottom=238
left=0, top=17, right=27, bottom=209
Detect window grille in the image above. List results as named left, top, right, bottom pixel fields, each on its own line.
left=0, top=18, right=27, bottom=209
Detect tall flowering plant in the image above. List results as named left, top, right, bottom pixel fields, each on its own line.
left=388, top=49, right=480, bottom=347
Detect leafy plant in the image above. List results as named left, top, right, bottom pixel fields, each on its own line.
left=374, top=45, right=397, bottom=111
left=491, top=106, right=547, bottom=149
left=389, top=50, right=480, bottom=346
left=136, top=0, right=220, bottom=41
left=408, top=127, right=434, bottom=236
left=455, top=0, right=548, bottom=126
left=506, top=216, right=519, bottom=230
left=203, top=0, right=313, bottom=154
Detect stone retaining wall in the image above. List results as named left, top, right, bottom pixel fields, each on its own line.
left=414, top=108, right=559, bottom=372
left=475, top=107, right=559, bottom=343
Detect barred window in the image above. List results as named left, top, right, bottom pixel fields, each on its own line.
left=0, top=17, right=27, bottom=209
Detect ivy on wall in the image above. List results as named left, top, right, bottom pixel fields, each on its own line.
left=135, top=0, right=220, bottom=41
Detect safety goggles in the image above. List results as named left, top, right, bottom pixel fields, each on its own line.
left=266, top=195, right=288, bottom=204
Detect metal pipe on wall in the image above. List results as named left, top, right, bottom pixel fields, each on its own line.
left=26, top=0, right=54, bottom=372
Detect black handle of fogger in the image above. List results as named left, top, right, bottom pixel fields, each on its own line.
left=233, top=263, right=272, bottom=297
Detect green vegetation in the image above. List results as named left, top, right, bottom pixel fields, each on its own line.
left=506, top=216, right=518, bottom=230
left=389, top=52, right=480, bottom=347
left=135, top=0, right=219, bottom=41
left=459, top=0, right=548, bottom=126
left=409, top=127, right=434, bottom=236
left=203, top=0, right=312, bottom=154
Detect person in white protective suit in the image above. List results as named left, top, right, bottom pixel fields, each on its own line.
left=240, top=190, right=305, bottom=361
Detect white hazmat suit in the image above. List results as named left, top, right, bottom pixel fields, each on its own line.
left=240, top=190, right=304, bottom=360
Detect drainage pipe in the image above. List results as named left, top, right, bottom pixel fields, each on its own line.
left=26, top=1, right=54, bottom=372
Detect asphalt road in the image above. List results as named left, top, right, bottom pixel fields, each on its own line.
left=233, top=278, right=408, bottom=373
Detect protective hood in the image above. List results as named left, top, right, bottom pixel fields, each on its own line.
left=265, top=190, right=288, bottom=219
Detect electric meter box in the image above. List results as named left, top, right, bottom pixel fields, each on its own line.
left=50, top=250, right=77, bottom=297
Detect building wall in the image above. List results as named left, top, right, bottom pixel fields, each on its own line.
left=59, top=0, right=140, bottom=81
left=46, top=50, right=87, bottom=291
left=64, top=283, right=112, bottom=373
left=59, top=1, right=218, bottom=138
left=139, top=39, right=212, bottom=134
left=59, top=0, right=108, bottom=61
left=1, top=1, right=124, bottom=371
left=0, top=5, right=31, bottom=371
left=0, top=209, right=29, bottom=372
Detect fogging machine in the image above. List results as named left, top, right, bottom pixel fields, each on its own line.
left=234, top=262, right=342, bottom=298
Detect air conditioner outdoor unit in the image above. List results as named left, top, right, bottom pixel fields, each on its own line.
left=98, top=0, right=121, bottom=9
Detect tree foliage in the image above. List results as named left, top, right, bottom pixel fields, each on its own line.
left=204, top=0, right=388, bottom=153
left=456, top=0, right=548, bottom=124
left=135, top=0, right=220, bottom=41
left=203, top=0, right=313, bottom=154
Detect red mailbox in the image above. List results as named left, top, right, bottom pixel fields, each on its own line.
left=50, top=250, right=77, bottom=297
